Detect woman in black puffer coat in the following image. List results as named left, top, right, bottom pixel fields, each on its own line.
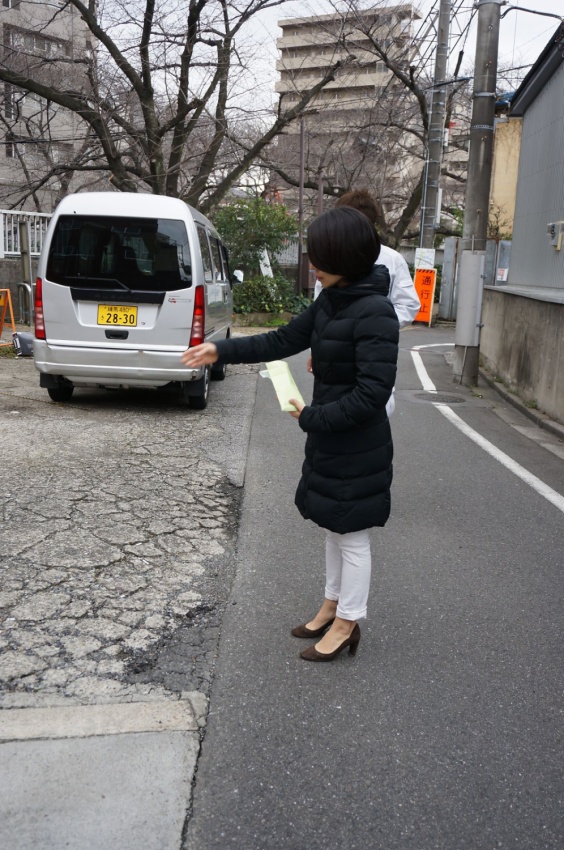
left=181, top=208, right=399, bottom=662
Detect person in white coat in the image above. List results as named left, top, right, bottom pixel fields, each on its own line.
left=311, top=189, right=420, bottom=416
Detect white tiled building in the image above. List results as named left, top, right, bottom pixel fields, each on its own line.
left=275, top=5, right=418, bottom=119
left=272, top=5, right=423, bottom=218
left=0, top=0, right=92, bottom=211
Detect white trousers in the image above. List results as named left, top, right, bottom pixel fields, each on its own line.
left=324, top=529, right=372, bottom=621
left=385, top=388, right=395, bottom=418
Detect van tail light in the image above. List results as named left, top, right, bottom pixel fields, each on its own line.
left=189, top=285, right=205, bottom=347
left=34, top=277, right=46, bottom=340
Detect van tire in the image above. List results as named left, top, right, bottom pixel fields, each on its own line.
left=211, top=361, right=226, bottom=381
left=182, top=367, right=210, bottom=410
left=47, top=386, right=74, bottom=403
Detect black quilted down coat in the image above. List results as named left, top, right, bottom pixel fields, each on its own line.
left=214, top=266, right=399, bottom=534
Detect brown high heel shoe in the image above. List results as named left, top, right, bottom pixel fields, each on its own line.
left=300, top=623, right=360, bottom=662
left=291, top=617, right=335, bottom=638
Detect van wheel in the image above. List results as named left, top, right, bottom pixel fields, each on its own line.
left=182, top=367, right=210, bottom=410
left=211, top=361, right=226, bottom=381
left=47, top=386, right=74, bottom=403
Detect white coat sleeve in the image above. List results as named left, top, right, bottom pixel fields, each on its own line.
left=389, top=255, right=420, bottom=328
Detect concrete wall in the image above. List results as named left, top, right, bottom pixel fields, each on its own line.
left=489, top=118, right=522, bottom=233
left=481, top=288, right=564, bottom=424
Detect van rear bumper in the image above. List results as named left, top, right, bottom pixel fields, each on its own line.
left=33, top=340, right=204, bottom=387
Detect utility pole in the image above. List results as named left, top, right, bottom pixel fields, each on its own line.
left=317, top=168, right=324, bottom=215
left=297, top=118, right=305, bottom=294
left=453, top=0, right=503, bottom=384
left=420, top=0, right=452, bottom=249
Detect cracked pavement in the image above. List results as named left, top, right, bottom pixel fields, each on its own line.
left=0, top=345, right=259, bottom=710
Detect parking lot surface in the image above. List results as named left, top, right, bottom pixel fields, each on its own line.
left=0, top=349, right=258, bottom=708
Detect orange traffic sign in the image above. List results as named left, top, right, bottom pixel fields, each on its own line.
left=413, top=268, right=437, bottom=326
left=0, top=288, right=16, bottom=346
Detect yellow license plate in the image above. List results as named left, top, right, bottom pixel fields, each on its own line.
left=97, top=305, right=138, bottom=327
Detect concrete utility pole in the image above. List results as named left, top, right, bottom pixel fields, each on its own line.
left=453, top=0, right=503, bottom=384
left=420, top=0, right=452, bottom=249
left=317, top=168, right=324, bottom=215
left=297, top=118, right=305, bottom=294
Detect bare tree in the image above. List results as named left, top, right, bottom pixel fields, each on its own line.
left=262, top=1, right=472, bottom=246
left=0, top=0, right=348, bottom=212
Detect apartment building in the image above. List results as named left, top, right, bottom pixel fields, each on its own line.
left=0, top=0, right=91, bottom=211
left=272, top=3, right=473, bottom=245
left=276, top=5, right=417, bottom=118
left=273, top=5, right=422, bottom=213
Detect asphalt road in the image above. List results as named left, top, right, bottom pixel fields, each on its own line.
left=186, top=326, right=563, bottom=850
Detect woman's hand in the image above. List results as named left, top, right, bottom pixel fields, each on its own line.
left=288, top=398, right=305, bottom=420
left=181, top=343, right=218, bottom=368
left=306, top=356, right=313, bottom=374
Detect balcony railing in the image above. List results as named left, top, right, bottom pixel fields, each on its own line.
left=0, top=210, right=51, bottom=259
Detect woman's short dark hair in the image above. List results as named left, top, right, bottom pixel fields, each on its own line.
left=307, top=207, right=380, bottom=282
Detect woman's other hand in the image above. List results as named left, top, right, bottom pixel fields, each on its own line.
left=181, top=343, right=218, bottom=367
left=306, top=356, right=313, bottom=373
left=288, top=398, right=305, bottom=420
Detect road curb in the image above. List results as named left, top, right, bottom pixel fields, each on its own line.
left=479, top=368, right=564, bottom=442
left=0, top=694, right=207, bottom=742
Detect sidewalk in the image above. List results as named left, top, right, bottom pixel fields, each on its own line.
left=1, top=699, right=205, bottom=850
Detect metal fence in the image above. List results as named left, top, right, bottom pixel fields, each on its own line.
left=0, top=210, right=51, bottom=259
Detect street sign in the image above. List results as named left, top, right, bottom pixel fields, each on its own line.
left=415, top=248, right=435, bottom=269
left=414, top=269, right=437, bottom=326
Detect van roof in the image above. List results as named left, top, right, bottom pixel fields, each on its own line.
left=54, top=192, right=215, bottom=230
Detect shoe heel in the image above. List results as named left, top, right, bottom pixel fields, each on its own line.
left=348, top=625, right=361, bottom=657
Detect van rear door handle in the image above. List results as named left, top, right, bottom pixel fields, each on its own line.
left=105, top=330, right=129, bottom=340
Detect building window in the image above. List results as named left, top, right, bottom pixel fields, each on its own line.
left=26, top=91, right=49, bottom=117
left=4, top=84, right=17, bottom=119
left=4, top=85, right=50, bottom=119
left=5, top=27, right=70, bottom=58
left=5, top=137, right=27, bottom=158
left=50, top=142, right=72, bottom=163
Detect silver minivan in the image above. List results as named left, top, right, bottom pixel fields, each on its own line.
left=33, top=192, right=240, bottom=409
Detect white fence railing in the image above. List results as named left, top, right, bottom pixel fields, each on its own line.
left=0, top=210, right=52, bottom=259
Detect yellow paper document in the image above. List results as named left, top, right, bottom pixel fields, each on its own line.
left=263, top=360, right=305, bottom=412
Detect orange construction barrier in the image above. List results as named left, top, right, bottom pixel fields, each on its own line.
left=0, top=288, right=17, bottom=347
left=413, top=268, right=437, bottom=326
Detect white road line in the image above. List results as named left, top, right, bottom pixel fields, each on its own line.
left=411, top=344, right=456, bottom=349
left=410, top=351, right=437, bottom=392
left=410, top=344, right=564, bottom=515
left=434, top=403, right=564, bottom=513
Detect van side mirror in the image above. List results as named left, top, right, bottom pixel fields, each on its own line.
left=231, top=269, right=244, bottom=285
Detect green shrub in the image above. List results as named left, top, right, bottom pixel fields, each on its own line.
left=213, top=198, right=298, bottom=278
left=233, top=273, right=311, bottom=315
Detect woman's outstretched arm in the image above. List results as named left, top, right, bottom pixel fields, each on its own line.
left=181, top=304, right=315, bottom=368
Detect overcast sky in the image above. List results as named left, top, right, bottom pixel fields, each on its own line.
left=245, top=0, right=563, bottom=110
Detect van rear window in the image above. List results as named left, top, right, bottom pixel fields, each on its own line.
left=46, top=216, right=192, bottom=292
